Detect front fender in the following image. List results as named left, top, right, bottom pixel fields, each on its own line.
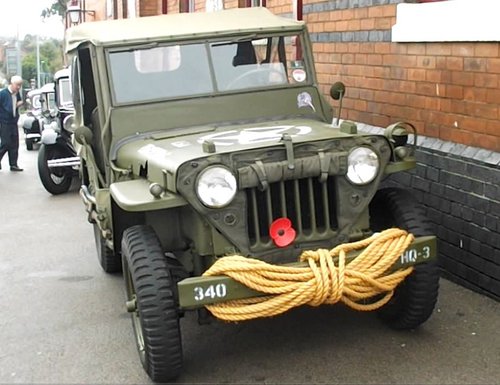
left=110, top=178, right=187, bottom=212
left=41, top=127, right=58, bottom=145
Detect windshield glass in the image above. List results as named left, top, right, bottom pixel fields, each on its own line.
left=31, top=94, right=41, bottom=110
left=57, top=78, right=73, bottom=108
left=108, top=34, right=309, bottom=105
left=41, top=92, right=56, bottom=111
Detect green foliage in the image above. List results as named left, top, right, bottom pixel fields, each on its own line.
left=22, top=53, right=37, bottom=82
left=41, top=0, right=67, bottom=19
left=20, top=37, right=64, bottom=87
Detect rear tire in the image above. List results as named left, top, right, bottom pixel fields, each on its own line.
left=122, top=225, right=183, bottom=382
left=370, top=187, right=440, bottom=330
left=26, top=139, right=33, bottom=151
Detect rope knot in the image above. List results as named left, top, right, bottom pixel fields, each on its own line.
left=204, top=228, right=416, bottom=321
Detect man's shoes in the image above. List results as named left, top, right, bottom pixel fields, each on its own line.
left=10, top=166, right=23, bottom=172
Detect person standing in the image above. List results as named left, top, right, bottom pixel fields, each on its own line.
left=0, top=75, right=24, bottom=171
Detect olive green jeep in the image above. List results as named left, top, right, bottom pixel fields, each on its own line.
left=66, top=7, right=439, bottom=382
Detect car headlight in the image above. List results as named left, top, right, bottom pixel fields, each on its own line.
left=346, top=147, right=379, bottom=185
left=196, top=166, right=237, bottom=208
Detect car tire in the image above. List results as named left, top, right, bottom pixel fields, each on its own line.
left=122, top=225, right=183, bottom=382
left=38, top=144, right=73, bottom=195
left=369, top=187, right=440, bottom=330
left=26, top=139, right=33, bottom=151
left=93, top=223, right=122, bottom=273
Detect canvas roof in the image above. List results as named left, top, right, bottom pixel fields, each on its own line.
left=65, top=7, right=305, bottom=52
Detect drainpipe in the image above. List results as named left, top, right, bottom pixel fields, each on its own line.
left=293, top=0, right=303, bottom=60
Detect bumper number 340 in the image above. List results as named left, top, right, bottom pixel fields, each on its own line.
left=194, top=284, right=227, bottom=302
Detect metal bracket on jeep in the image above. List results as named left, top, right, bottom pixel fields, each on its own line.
left=177, top=235, right=437, bottom=309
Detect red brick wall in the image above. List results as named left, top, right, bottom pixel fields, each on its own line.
left=139, top=0, right=161, bottom=16
left=307, top=3, right=500, bottom=152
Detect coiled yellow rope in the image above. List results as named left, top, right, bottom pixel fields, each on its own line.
left=203, top=228, right=414, bottom=321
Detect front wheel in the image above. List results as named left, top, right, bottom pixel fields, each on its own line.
left=122, top=225, right=183, bottom=382
left=38, top=144, right=73, bottom=195
left=370, top=188, right=440, bottom=330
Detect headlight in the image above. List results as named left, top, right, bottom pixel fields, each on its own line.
left=196, top=166, right=237, bottom=208
left=346, top=147, right=379, bottom=185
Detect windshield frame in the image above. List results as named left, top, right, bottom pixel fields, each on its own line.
left=105, top=32, right=313, bottom=106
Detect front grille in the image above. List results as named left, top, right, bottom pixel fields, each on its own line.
left=246, top=176, right=338, bottom=247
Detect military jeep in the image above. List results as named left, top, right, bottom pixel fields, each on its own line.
left=66, top=8, right=439, bottom=382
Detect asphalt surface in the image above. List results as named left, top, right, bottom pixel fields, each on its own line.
left=0, top=136, right=499, bottom=384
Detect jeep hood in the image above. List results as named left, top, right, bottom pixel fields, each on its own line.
left=114, top=119, right=355, bottom=191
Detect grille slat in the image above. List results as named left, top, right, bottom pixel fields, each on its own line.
left=249, top=189, right=261, bottom=244
left=246, top=176, right=338, bottom=248
left=322, top=181, right=330, bottom=231
left=279, top=182, right=287, bottom=218
left=307, top=178, right=316, bottom=233
left=294, top=179, right=303, bottom=234
left=265, top=188, right=273, bottom=225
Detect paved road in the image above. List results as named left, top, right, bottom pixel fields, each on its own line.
left=1, top=139, right=499, bottom=384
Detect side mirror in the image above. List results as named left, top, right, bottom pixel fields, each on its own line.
left=329, top=82, right=346, bottom=127
left=330, top=82, right=346, bottom=100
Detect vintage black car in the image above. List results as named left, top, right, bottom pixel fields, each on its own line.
left=22, top=83, right=55, bottom=150
left=37, top=68, right=79, bottom=195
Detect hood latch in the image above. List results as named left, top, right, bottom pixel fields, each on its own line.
left=281, top=133, right=295, bottom=170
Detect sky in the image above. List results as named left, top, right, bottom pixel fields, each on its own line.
left=0, top=0, right=65, bottom=40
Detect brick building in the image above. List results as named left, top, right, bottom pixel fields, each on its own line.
left=69, top=0, right=500, bottom=299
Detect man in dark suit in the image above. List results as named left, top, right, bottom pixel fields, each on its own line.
left=0, top=75, right=24, bottom=171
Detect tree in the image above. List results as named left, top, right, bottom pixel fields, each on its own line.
left=41, top=0, right=68, bottom=19
left=21, top=37, right=64, bottom=87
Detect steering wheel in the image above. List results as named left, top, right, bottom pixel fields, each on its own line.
left=226, top=67, right=287, bottom=90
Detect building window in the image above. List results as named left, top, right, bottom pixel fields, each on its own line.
left=127, top=0, right=136, bottom=18
left=206, top=0, right=224, bottom=12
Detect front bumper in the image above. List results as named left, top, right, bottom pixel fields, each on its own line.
left=177, top=235, right=437, bottom=309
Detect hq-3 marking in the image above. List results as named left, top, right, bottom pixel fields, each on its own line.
left=400, top=245, right=431, bottom=264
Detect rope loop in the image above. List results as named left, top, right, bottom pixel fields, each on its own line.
left=204, top=228, right=414, bottom=321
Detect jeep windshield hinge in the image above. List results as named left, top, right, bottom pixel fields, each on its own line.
left=281, top=133, right=295, bottom=170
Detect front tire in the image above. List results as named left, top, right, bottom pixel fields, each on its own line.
left=370, top=188, right=440, bottom=330
left=122, top=225, right=183, bottom=382
left=38, top=144, right=73, bottom=195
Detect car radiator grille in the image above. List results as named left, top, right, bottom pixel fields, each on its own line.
left=246, top=176, right=338, bottom=248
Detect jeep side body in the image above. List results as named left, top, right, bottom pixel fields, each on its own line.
left=66, top=8, right=439, bottom=382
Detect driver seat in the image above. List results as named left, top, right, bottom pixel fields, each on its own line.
left=232, top=41, right=257, bottom=67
